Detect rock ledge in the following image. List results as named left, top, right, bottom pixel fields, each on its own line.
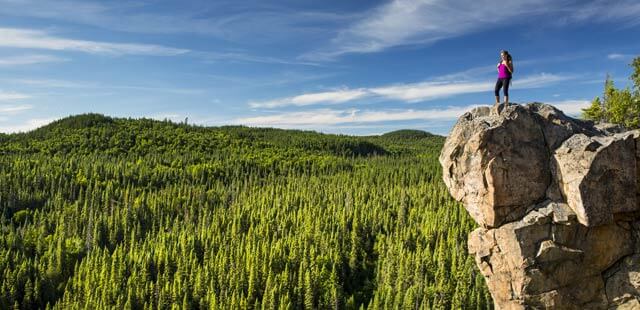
left=440, top=103, right=640, bottom=309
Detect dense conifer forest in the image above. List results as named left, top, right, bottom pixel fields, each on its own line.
left=0, top=114, right=491, bottom=309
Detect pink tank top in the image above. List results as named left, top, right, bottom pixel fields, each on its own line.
left=498, top=63, right=511, bottom=78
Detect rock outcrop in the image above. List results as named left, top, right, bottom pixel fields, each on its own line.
left=440, top=103, right=640, bottom=309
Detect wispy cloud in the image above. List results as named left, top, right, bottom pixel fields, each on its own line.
left=0, top=54, right=68, bottom=66
left=0, top=26, right=310, bottom=65
left=196, top=51, right=320, bottom=66
left=0, top=28, right=188, bottom=56
left=515, top=73, right=575, bottom=88
left=3, top=79, right=88, bottom=88
left=249, top=73, right=574, bottom=108
left=567, top=0, right=640, bottom=25
left=0, top=91, right=31, bottom=101
left=301, top=0, right=553, bottom=60
left=545, top=99, right=591, bottom=116
left=0, top=0, right=351, bottom=42
left=302, top=0, right=640, bottom=60
left=0, top=104, right=33, bottom=114
left=432, top=65, right=496, bottom=82
left=249, top=88, right=369, bottom=108
left=234, top=105, right=482, bottom=127
left=607, top=53, right=637, bottom=60
left=0, top=118, right=55, bottom=133
left=234, top=99, right=591, bottom=132
left=3, top=78, right=204, bottom=95
left=369, top=81, right=491, bottom=103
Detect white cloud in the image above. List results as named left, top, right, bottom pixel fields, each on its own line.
left=233, top=100, right=592, bottom=133
left=302, top=0, right=640, bottom=60
left=3, top=78, right=204, bottom=95
left=302, top=0, right=553, bottom=60
left=568, top=0, right=640, bottom=25
left=0, top=0, right=351, bottom=44
left=515, top=73, right=574, bottom=88
left=0, top=54, right=68, bottom=66
left=3, top=79, right=89, bottom=88
left=0, top=92, right=31, bottom=101
left=249, top=88, right=370, bottom=108
left=370, top=81, right=491, bottom=103
left=545, top=99, right=591, bottom=116
left=235, top=105, right=483, bottom=127
left=374, top=73, right=572, bottom=102
left=0, top=28, right=188, bottom=56
left=608, top=53, right=626, bottom=60
left=197, top=51, right=320, bottom=66
left=0, top=118, right=55, bottom=133
left=0, top=104, right=33, bottom=114
left=607, top=53, right=637, bottom=61
left=432, top=65, right=497, bottom=82
left=250, top=73, right=574, bottom=108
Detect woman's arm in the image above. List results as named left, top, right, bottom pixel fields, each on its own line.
left=506, top=61, right=514, bottom=74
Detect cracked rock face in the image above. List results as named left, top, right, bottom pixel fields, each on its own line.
left=440, top=103, right=640, bottom=309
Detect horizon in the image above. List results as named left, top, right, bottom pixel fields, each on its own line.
left=0, top=0, right=639, bottom=136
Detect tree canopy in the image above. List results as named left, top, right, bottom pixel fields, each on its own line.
left=582, top=56, right=640, bottom=128
left=0, top=117, right=491, bottom=309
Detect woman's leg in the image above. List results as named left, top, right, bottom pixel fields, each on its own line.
left=494, top=79, right=503, bottom=106
left=503, top=78, right=511, bottom=105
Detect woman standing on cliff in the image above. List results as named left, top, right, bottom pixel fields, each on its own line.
left=494, top=50, right=514, bottom=111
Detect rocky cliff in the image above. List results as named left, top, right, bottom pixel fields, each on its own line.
left=439, top=103, right=640, bottom=309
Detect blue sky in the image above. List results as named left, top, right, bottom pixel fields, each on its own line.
left=0, top=0, right=639, bottom=135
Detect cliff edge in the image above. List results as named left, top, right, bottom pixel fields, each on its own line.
left=440, top=102, right=640, bottom=309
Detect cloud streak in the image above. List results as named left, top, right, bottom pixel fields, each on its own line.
left=545, top=99, right=591, bottom=116
left=0, top=118, right=55, bottom=133
left=249, top=73, right=574, bottom=108
left=607, top=53, right=637, bottom=61
left=0, top=54, right=68, bottom=66
left=568, top=0, right=640, bottom=25
left=302, top=0, right=640, bottom=60
left=0, top=92, right=31, bottom=101
left=0, top=28, right=188, bottom=56
left=249, top=88, right=369, bottom=108
left=4, top=78, right=204, bottom=95
left=0, top=0, right=351, bottom=43
left=235, top=105, right=481, bottom=127
left=235, top=98, right=591, bottom=130
left=0, top=104, right=33, bottom=115
left=302, top=0, right=551, bottom=60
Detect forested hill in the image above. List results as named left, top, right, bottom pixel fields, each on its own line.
left=0, top=114, right=439, bottom=157
left=0, top=114, right=491, bottom=309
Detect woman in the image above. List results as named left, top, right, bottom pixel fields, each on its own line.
left=494, top=50, right=514, bottom=110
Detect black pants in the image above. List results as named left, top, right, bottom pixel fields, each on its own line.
left=494, top=77, right=511, bottom=97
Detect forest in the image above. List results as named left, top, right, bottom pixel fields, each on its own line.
left=0, top=114, right=491, bottom=309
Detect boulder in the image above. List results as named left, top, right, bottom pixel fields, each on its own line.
left=468, top=201, right=633, bottom=309
left=441, top=103, right=640, bottom=309
left=439, top=104, right=550, bottom=227
left=553, top=133, right=638, bottom=226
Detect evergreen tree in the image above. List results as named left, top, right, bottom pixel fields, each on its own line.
left=0, top=116, right=489, bottom=309
left=583, top=56, right=640, bottom=128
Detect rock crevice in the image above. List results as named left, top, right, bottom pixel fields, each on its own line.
left=440, top=103, right=640, bottom=309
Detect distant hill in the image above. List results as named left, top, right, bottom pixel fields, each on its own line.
left=2, top=114, right=443, bottom=158
left=37, top=113, right=115, bottom=131
left=380, top=129, right=435, bottom=140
